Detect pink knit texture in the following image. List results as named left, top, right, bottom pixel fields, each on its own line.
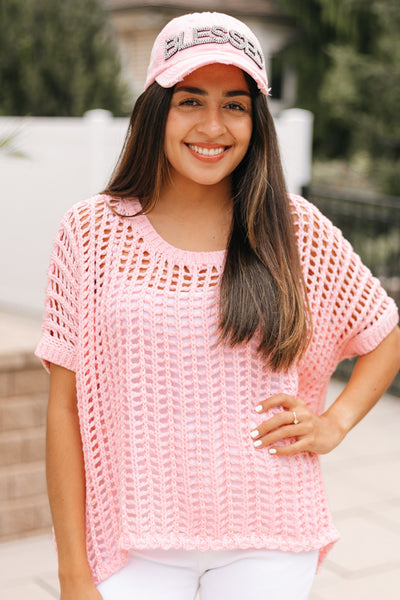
left=36, top=194, right=398, bottom=585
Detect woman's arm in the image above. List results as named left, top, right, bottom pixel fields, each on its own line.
left=323, top=325, right=400, bottom=438
left=249, top=326, right=400, bottom=455
left=47, top=364, right=102, bottom=599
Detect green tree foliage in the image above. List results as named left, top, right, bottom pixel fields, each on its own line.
left=276, top=0, right=375, bottom=154
left=276, top=0, right=400, bottom=194
left=321, top=0, right=400, bottom=194
left=0, top=0, right=129, bottom=116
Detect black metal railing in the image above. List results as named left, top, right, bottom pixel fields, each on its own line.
left=307, top=184, right=400, bottom=396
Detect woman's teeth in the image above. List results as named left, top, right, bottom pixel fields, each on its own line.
left=188, top=144, right=226, bottom=156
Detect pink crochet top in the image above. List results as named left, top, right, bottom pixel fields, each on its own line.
left=36, top=194, right=398, bottom=585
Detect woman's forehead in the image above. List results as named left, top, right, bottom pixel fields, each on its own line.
left=175, top=64, right=250, bottom=91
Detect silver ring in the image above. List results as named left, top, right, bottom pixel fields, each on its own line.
left=292, top=411, right=299, bottom=425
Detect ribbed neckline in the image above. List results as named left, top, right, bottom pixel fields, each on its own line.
left=118, top=197, right=227, bottom=267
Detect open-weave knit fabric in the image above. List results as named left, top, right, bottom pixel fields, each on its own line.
left=36, top=194, right=398, bottom=585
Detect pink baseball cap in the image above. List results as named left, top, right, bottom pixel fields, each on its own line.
left=144, top=12, right=270, bottom=96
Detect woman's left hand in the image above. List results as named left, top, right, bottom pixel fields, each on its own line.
left=250, top=393, right=346, bottom=456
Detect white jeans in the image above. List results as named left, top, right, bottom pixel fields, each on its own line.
left=97, top=547, right=319, bottom=600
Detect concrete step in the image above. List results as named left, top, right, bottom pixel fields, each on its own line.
left=0, top=427, right=45, bottom=467
left=0, top=462, right=47, bottom=502
left=0, top=347, right=51, bottom=541
left=0, top=494, right=51, bottom=540
left=0, top=353, right=49, bottom=399
left=0, top=393, right=47, bottom=433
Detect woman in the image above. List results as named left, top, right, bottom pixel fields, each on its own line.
left=36, top=12, right=400, bottom=600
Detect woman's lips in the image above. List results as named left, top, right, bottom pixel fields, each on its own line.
left=185, top=143, right=231, bottom=162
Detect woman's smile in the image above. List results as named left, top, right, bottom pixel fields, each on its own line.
left=185, top=142, right=231, bottom=161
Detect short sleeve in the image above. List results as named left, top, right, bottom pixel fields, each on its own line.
left=293, top=194, right=399, bottom=363
left=337, top=244, right=399, bottom=358
left=35, top=211, right=80, bottom=373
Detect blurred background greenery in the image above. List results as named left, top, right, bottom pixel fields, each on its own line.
left=277, top=0, right=400, bottom=196
left=0, top=0, right=129, bottom=117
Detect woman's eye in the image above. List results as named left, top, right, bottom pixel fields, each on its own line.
left=225, top=102, right=247, bottom=112
left=179, top=98, right=200, bottom=107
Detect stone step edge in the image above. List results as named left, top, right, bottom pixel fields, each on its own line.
left=0, top=351, right=43, bottom=372
left=0, top=460, right=45, bottom=477
left=0, top=492, right=50, bottom=512
left=0, top=427, right=45, bottom=467
left=0, top=527, right=56, bottom=554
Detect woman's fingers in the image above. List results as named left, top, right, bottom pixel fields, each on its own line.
left=251, top=423, right=304, bottom=449
left=251, top=408, right=300, bottom=436
left=254, top=393, right=297, bottom=414
left=251, top=394, right=306, bottom=452
left=267, top=439, right=309, bottom=456
left=250, top=393, right=346, bottom=455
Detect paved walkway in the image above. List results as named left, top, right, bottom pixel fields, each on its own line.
left=1, top=311, right=400, bottom=599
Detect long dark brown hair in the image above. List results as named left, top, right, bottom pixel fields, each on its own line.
left=103, top=77, right=311, bottom=370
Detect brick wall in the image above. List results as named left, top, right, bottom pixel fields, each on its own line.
left=0, top=353, right=51, bottom=541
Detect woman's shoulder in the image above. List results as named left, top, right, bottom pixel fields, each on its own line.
left=58, top=193, right=127, bottom=237
left=288, top=193, right=324, bottom=222
left=288, top=192, right=340, bottom=243
left=62, top=193, right=112, bottom=222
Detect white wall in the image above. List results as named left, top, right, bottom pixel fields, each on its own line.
left=0, top=108, right=312, bottom=315
left=275, top=109, right=314, bottom=196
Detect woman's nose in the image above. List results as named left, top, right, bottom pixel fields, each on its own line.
left=196, top=107, right=227, bottom=138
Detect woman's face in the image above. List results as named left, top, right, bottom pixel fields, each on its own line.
left=164, top=64, right=253, bottom=190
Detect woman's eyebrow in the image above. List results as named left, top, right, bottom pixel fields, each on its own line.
left=174, top=86, right=206, bottom=95
left=225, top=90, right=251, bottom=98
left=174, top=86, right=251, bottom=98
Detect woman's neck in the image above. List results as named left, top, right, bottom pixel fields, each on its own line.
left=157, top=172, right=232, bottom=218
left=145, top=175, right=233, bottom=252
